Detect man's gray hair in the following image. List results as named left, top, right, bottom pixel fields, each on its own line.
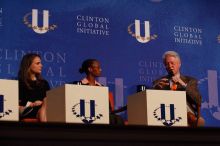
left=162, top=51, right=181, bottom=63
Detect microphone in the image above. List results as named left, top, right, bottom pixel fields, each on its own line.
left=168, top=70, right=174, bottom=78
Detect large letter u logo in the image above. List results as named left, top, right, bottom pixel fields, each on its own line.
left=160, top=104, right=175, bottom=121
left=135, top=20, right=150, bottom=43
left=80, top=99, right=95, bottom=118
left=32, top=9, right=49, bottom=34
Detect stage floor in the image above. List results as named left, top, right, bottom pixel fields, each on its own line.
left=0, top=121, right=220, bottom=146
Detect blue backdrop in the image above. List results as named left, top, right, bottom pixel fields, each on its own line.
left=1, top=0, right=220, bottom=127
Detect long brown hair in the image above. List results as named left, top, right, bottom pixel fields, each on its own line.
left=18, top=53, right=43, bottom=89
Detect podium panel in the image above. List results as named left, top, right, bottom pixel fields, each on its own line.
left=128, top=90, right=187, bottom=127
left=46, top=84, right=109, bottom=124
left=0, top=79, right=19, bottom=121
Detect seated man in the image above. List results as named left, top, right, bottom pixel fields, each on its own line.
left=152, top=51, right=205, bottom=127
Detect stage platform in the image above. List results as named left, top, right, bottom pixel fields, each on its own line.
left=0, top=121, right=220, bottom=146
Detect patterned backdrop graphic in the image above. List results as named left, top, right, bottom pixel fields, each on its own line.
left=1, top=0, right=220, bottom=126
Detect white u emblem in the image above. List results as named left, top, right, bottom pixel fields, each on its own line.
left=135, top=20, right=150, bottom=43
left=32, top=9, right=49, bottom=34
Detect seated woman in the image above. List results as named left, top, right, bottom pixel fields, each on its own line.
left=73, top=59, right=124, bottom=125
left=18, top=53, right=50, bottom=122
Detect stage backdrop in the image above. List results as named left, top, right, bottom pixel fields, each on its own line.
left=1, top=0, right=220, bottom=127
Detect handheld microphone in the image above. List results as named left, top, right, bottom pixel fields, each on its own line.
left=168, top=70, right=174, bottom=78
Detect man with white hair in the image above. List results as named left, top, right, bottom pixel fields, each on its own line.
left=153, top=51, right=204, bottom=127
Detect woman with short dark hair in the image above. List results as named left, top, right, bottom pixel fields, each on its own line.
left=74, top=59, right=124, bottom=125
